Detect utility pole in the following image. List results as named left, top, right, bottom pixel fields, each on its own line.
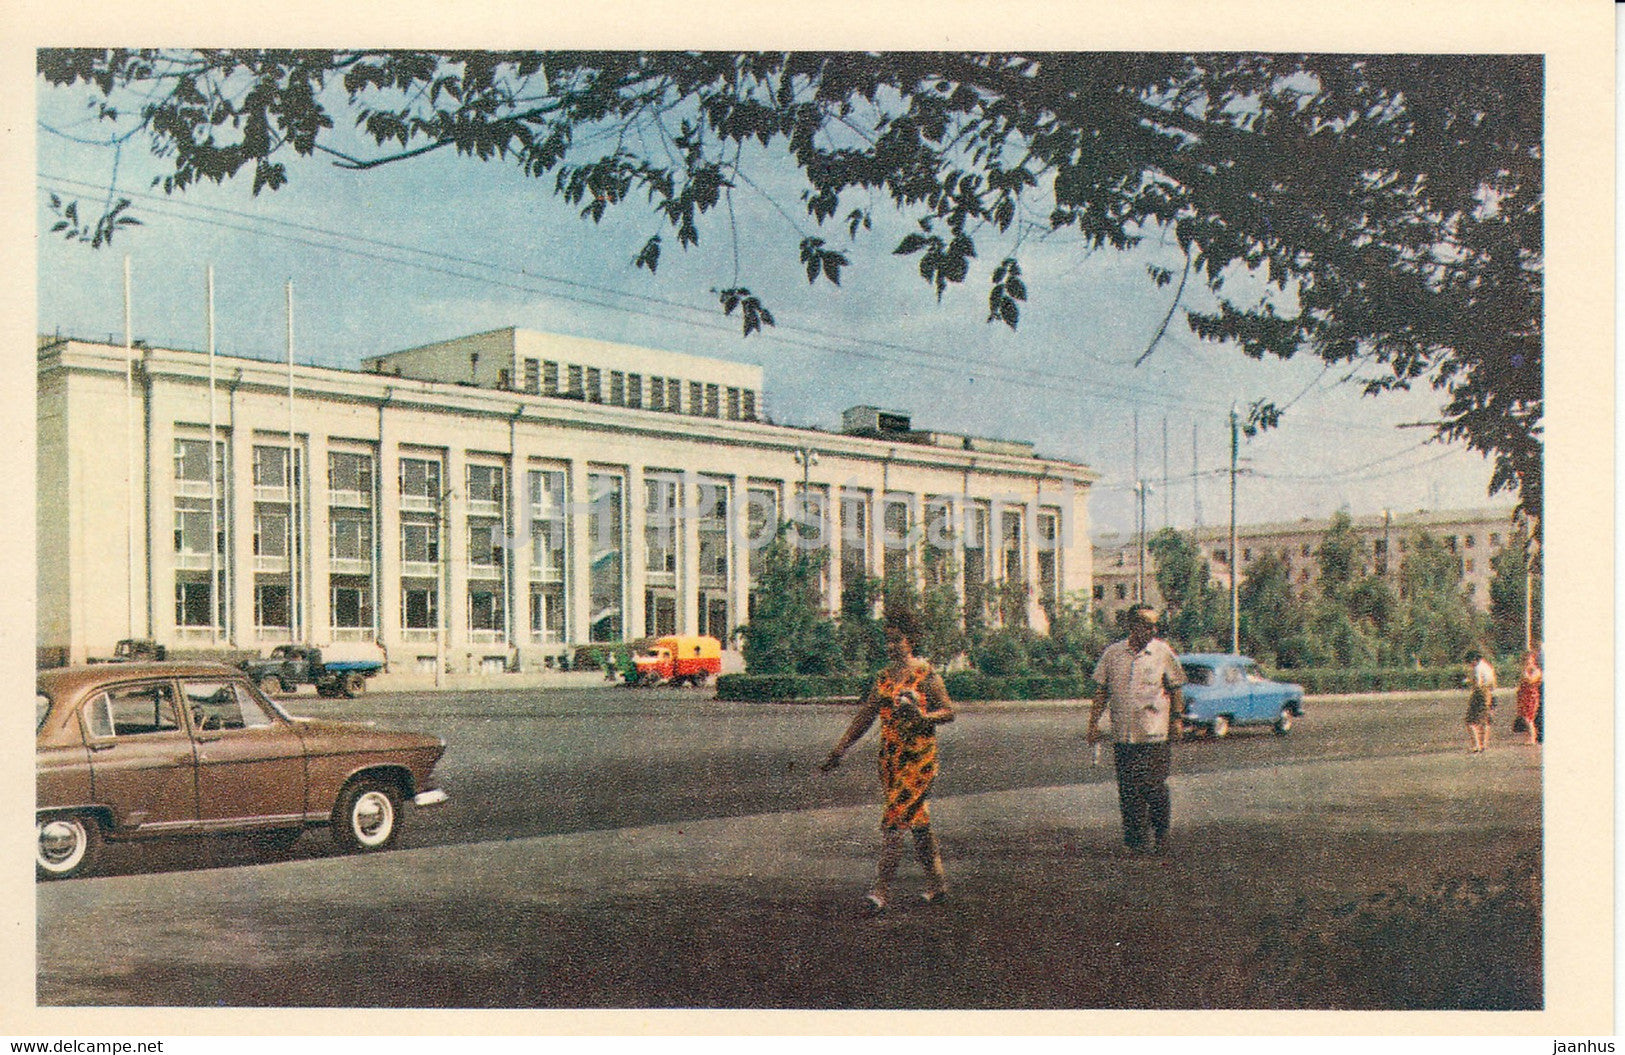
left=1228, top=406, right=1240, bottom=655
left=1134, top=479, right=1151, bottom=602
left=1161, top=416, right=1170, bottom=530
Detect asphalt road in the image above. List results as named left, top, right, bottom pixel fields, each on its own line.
left=36, top=685, right=1542, bottom=1011
left=69, top=684, right=1499, bottom=876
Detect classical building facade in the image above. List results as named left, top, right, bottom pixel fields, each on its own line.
left=1093, top=506, right=1523, bottom=626
left=39, top=328, right=1096, bottom=671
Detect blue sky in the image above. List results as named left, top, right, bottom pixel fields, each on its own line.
left=34, top=64, right=1513, bottom=539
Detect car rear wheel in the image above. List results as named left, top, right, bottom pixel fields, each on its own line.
left=332, top=780, right=402, bottom=853
left=1209, top=715, right=1231, bottom=739
left=341, top=672, right=366, bottom=698
left=1274, top=707, right=1294, bottom=735
left=37, top=814, right=101, bottom=880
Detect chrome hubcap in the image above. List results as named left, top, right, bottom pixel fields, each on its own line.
left=352, top=792, right=393, bottom=845
left=38, top=819, right=84, bottom=866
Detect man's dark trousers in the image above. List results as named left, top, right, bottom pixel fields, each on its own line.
left=1112, top=741, right=1171, bottom=849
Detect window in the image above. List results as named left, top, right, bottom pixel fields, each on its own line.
left=1002, top=509, right=1024, bottom=582
left=1464, top=534, right=1475, bottom=549
left=698, top=480, right=729, bottom=580
left=1093, top=584, right=1105, bottom=601
left=1115, top=584, right=1128, bottom=601
left=1243, top=547, right=1253, bottom=562
left=330, top=515, right=371, bottom=561
left=646, top=474, right=680, bottom=574
left=469, top=589, right=504, bottom=631
left=400, top=457, right=442, bottom=501
left=1465, top=558, right=1475, bottom=573
left=747, top=486, right=779, bottom=583
left=469, top=521, right=504, bottom=567
left=586, top=367, right=603, bottom=403
left=883, top=499, right=911, bottom=583
left=467, top=464, right=504, bottom=504
left=689, top=381, right=704, bottom=416
left=523, top=358, right=540, bottom=393
left=587, top=472, right=624, bottom=642
left=627, top=373, right=643, bottom=408
left=401, top=521, right=439, bottom=563
left=255, top=583, right=289, bottom=628
left=182, top=681, right=274, bottom=731
left=1215, top=549, right=1228, bottom=564
left=610, top=371, right=625, bottom=405
left=175, top=502, right=219, bottom=554
left=529, top=469, right=567, bottom=580
left=726, top=387, right=741, bottom=420
left=742, top=390, right=757, bottom=420
left=1490, top=532, right=1502, bottom=547
left=331, top=583, right=373, bottom=628
left=174, top=438, right=217, bottom=483
left=530, top=584, right=565, bottom=642
left=649, top=376, right=665, bottom=411
left=329, top=451, right=372, bottom=495
left=402, top=584, right=438, bottom=629
left=705, top=383, right=720, bottom=417
left=566, top=364, right=584, bottom=398
left=85, top=683, right=179, bottom=738
left=543, top=360, right=559, bottom=395
left=253, top=445, right=289, bottom=488
left=175, top=577, right=215, bottom=626
left=666, top=378, right=682, bottom=412
left=1301, top=542, right=1311, bottom=558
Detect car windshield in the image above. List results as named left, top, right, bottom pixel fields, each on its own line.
left=1181, top=664, right=1214, bottom=686
left=36, top=691, right=51, bottom=731
left=1243, top=663, right=1267, bottom=682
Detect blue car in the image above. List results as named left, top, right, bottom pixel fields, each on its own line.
left=1178, top=654, right=1305, bottom=738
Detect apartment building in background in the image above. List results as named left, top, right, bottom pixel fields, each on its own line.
left=1092, top=506, right=1524, bottom=627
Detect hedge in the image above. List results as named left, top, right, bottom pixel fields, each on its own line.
left=715, top=671, right=1093, bottom=703
left=1266, top=664, right=1521, bottom=695
left=719, top=665, right=1523, bottom=702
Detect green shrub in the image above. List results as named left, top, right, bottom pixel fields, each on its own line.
left=1266, top=664, right=1521, bottom=694
left=716, top=671, right=1093, bottom=703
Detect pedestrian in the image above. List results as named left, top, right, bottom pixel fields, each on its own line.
left=1087, top=605, right=1185, bottom=855
left=819, top=609, right=954, bottom=916
left=1464, top=648, right=1498, bottom=753
left=1515, top=649, right=1542, bottom=746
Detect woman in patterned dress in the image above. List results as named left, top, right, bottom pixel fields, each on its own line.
left=820, top=612, right=954, bottom=915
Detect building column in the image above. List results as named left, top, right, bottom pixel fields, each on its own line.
left=444, top=445, right=468, bottom=664
left=728, top=473, right=749, bottom=644
left=227, top=421, right=255, bottom=648
left=626, top=462, right=648, bottom=641
left=825, top=484, right=843, bottom=616
left=306, top=431, right=331, bottom=644
left=568, top=458, right=591, bottom=649
left=679, top=470, right=701, bottom=635
left=376, top=422, right=402, bottom=660
left=148, top=412, right=178, bottom=649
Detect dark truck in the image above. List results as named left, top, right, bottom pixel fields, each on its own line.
left=241, top=643, right=385, bottom=699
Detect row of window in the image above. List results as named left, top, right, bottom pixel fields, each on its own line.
left=509, top=357, right=759, bottom=421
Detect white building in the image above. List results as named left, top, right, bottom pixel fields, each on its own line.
left=38, top=328, right=1097, bottom=671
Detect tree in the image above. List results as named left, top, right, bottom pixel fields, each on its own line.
left=737, top=531, right=841, bottom=674
left=1392, top=532, right=1487, bottom=666
left=1488, top=527, right=1542, bottom=657
left=1237, top=550, right=1313, bottom=667
left=1147, top=527, right=1223, bottom=650
left=37, top=49, right=1542, bottom=512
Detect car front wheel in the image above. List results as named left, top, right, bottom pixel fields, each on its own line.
left=1274, top=706, right=1295, bottom=735
left=1209, top=715, right=1231, bottom=739
left=37, top=814, right=101, bottom=880
left=332, top=780, right=402, bottom=853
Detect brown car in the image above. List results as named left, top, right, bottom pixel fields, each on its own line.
left=36, top=661, right=448, bottom=879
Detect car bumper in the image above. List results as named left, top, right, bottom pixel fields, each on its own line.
left=413, top=788, right=448, bottom=808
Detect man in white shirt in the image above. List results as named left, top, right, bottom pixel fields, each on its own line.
left=1088, top=605, right=1186, bottom=854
